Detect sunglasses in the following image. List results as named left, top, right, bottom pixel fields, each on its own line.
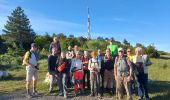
left=118, top=51, right=123, bottom=52
left=127, top=51, right=131, bottom=52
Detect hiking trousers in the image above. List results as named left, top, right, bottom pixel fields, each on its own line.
left=137, top=73, right=149, bottom=99
left=116, top=76, right=132, bottom=100
left=73, top=71, right=84, bottom=91
left=57, top=73, right=67, bottom=95
left=90, top=72, right=100, bottom=95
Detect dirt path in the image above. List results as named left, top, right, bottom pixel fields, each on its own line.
left=0, top=91, right=116, bottom=100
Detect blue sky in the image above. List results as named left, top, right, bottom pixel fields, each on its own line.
left=0, top=0, right=170, bottom=52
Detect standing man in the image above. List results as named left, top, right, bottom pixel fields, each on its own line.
left=133, top=47, right=151, bottom=100
left=49, top=37, right=61, bottom=55
left=114, top=48, right=133, bottom=100
left=23, top=43, right=39, bottom=98
left=107, top=39, right=118, bottom=58
left=48, top=48, right=58, bottom=93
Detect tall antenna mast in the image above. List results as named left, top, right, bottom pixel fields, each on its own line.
left=87, top=7, right=91, bottom=40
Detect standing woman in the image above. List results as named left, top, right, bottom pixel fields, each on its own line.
left=88, top=51, right=101, bottom=97
left=82, top=51, right=90, bottom=90
left=66, top=45, right=74, bottom=87
left=103, top=48, right=115, bottom=95
left=56, top=52, right=68, bottom=98
left=70, top=51, right=84, bottom=96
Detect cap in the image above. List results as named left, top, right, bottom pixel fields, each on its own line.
left=118, top=48, right=124, bottom=52
left=31, top=43, right=37, bottom=47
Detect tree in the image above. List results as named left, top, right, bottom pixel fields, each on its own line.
left=147, top=44, right=160, bottom=58
left=123, top=39, right=131, bottom=50
left=97, top=36, right=104, bottom=41
left=2, top=6, right=35, bottom=49
left=0, top=36, right=7, bottom=54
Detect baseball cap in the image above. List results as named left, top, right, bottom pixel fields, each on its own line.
left=118, top=48, right=124, bottom=52
left=31, top=43, right=37, bottom=47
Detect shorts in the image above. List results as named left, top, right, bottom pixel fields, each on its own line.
left=26, top=66, right=38, bottom=81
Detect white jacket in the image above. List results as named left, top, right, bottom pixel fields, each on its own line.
left=88, top=58, right=101, bottom=72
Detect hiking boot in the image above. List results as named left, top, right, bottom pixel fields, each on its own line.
left=75, top=91, right=78, bottom=97
left=138, top=97, right=143, bottom=100
left=90, top=93, right=94, bottom=97
left=32, top=91, right=39, bottom=96
left=146, top=98, right=149, bottom=100
left=59, top=92, right=63, bottom=96
left=109, top=90, right=114, bottom=95
left=26, top=93, right=32, bottom=99
left=64, top=94, right=67, bottom=98
left=80, top=90, right=84, bottom=94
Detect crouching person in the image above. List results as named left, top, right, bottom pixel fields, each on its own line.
left=23, top=43, right=39, bottom=98
left=88, top=51, right=101, bottom=97
left=70, top=51, right=84, bottom=96
left=114, top=48, right=133, bottom=100
left=48, top=48, right=58, bottom=93
left=56, top=52, right=68, bottom=98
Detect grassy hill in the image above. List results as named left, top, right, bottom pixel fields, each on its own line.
left=0, top=55, right=170, bottom=100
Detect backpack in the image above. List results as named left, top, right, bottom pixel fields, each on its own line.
left=89, top=59, right=99, bottom=71
left=22, top=51, right=32, bottom=66
left=115, top=56, right=130, bottom=76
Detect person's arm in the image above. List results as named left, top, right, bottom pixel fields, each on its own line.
left=47, top=55, right=52, bottom=73
left=71, top=51, right=74, bottom=58
left=97, top=60, right=101, bottom=72
left=49, top=43, right=53, bottom=54
left=58, top=41, right=61, bottom=54
left=70, top=59, right=74, bottom=73
left=127, top=58, right=133, bottom=79
left=88, top=59, right=92, bottom=71
left=114, top=58, right=117, bottom=80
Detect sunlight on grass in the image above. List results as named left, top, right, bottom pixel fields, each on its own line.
left=0, top=57, right=170, bottom=99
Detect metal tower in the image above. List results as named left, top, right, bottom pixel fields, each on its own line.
left=87, top=7, right=91, bottom=40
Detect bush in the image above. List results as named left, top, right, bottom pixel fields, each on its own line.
left=0, top=54, right=22, bottom=69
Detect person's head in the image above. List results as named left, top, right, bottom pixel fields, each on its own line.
left=68, top=45, right=72, bottom=51
left=75, top=51, right=80, bottom=59
left=118, top=47, right=124, bottom=57
left=109, top=39, right=113, bottom=45
left=53, top=37, right=58, bottom=43
left=126, top=48, right=132, bottom=56
left=135, top=47, right=142, bottom=56
left=98, top=49, right=102, bottom=55
left=84, top=51, right=89, bottom=57
left=106, top=48, right=111, bottom=56
left=61, top=52, right=66, bottom=58
left=31, top=43, right=38, bottom=51
left=52, top=48, right=57, bottom=55
left=74, top=45, right=79, bottom=51
left=91, top=51, right=97, bottom=59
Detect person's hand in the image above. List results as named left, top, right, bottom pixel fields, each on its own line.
left=29, top=64, right=34, bottom=67
left=70, top=72, right=73, bottom=77
left=114, top=75, right=117, bottom=81
left=93, top=67, right=96, bottom=71
left=55, top=74, right=58, bottom=78
left=105, top=69, right=108, bottom=73
left=127, top=76, right=132, bottom=82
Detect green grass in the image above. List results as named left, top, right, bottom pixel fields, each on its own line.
left=0, top=56, right=170, bottom=99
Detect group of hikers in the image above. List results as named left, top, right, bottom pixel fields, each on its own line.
left=23, top=37, right=152, bottom=100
